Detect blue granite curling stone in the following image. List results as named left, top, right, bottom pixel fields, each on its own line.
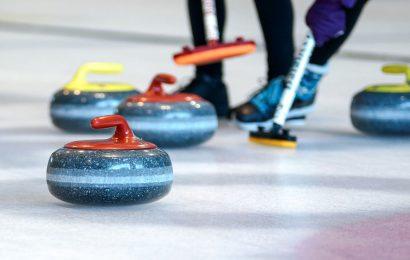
left=50, top=62, right=139, bottom=133
left=117, top=73, right=218, bottom=147
left=46, top=115, right=173, bottom=205
left=351, top=64, right=410, bottom=135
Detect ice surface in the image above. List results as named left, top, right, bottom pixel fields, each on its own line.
left=0, top=0, right=409, bottom=259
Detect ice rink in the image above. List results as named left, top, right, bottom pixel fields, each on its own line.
left=0, top=0, right=409, bottom=258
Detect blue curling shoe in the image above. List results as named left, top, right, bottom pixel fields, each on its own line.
left=235, top=63, right=327, bottom=131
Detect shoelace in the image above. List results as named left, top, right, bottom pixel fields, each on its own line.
left=249, top=68, right=324, bottom=115
left=296, top=69, right=323, bottom=101
left=249, top=76, right=285, bottom=114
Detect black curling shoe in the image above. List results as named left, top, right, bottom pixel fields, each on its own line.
left=179, top=74, right=230, bottom=118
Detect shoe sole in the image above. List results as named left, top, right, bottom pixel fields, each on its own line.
left=234, top=105, right=313, bottom=131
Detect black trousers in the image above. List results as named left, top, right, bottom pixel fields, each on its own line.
left=187, top=0, right=368, bottom=80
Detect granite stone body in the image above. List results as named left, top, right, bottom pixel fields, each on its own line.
left=47, top=147, right=172, bottom=205
left=351, top=91, right=410, bottom=135
left=117, top=100, right=218, bottom=147
left=50, top=89, right=138, bottom=132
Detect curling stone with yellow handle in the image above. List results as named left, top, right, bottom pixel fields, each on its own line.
left=50, top=62, right=139, bottom=132
left=351, top=64, right=410, bottom=135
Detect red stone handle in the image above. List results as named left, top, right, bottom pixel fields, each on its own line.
left=146, top=73, right=177, bottom=96
left=91, top=115, right=135, bottom=142
left=65, top=115, right=156, bottom=150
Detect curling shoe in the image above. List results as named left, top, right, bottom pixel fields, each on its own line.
left=179, top=74, right=229, bottom=118
left=234, top=63, right=328, bottom=131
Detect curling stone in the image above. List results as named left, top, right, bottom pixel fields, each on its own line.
left=117, top=73, right=218, bottom=147
left=50, top=62, right=139, bottom=132
left=351, top=64, right=410, bottom=135
left=46, top=115, right=173, bottom=205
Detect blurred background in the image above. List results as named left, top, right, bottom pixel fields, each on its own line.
left=1, top=0, right=408, bottom=110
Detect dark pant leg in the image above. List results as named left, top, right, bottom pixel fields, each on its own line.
left=188, top=0, right=226, bottom=78
left=254, top=0, right=295, bottom=80
left=310, top=0, right=369, bottom=65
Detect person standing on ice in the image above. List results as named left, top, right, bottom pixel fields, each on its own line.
left=179, top=0, right=368, bottom=130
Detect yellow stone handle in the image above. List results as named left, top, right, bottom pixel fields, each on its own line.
left=382, top=64, right=410, bottom=84
left=65, top=62, right=126, bottom=91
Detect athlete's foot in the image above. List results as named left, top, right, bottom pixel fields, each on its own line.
left=178, top=74, right=230, bottom=118
left=234, top=63, right=327, bottom=131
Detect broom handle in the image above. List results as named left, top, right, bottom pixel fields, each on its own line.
left=273, top=33, right=315, bottom=126
left=202, top=0, right=219, bottom=42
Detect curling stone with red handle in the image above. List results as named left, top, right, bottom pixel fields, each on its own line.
left=46, top=115, right=173, bottom=205
left=117, top=73, right=218, bottom=147
left=50, top=62, right=139, bottom=132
